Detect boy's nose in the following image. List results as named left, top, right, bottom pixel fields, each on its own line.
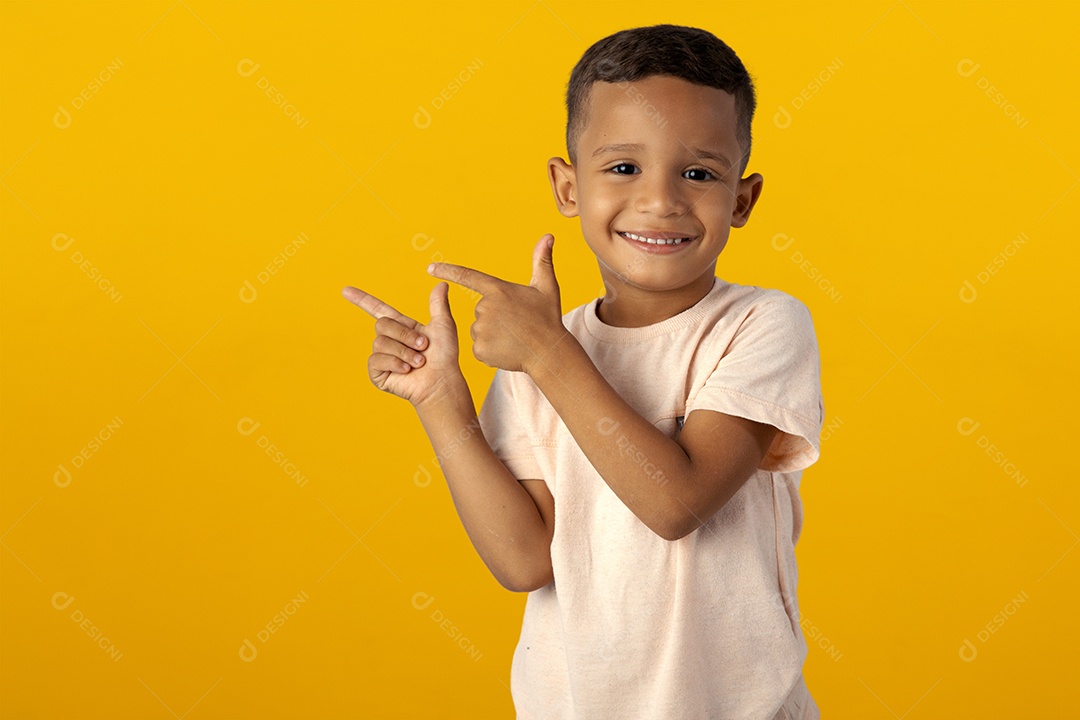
left=634, top=174, right=690, bottom=216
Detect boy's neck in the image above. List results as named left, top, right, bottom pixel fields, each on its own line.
left=595, top=274, right=717, bottom=328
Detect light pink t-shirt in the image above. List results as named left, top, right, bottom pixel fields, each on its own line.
left=478, top=275, right=824, bottom=720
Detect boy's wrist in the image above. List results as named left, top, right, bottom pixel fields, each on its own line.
left=412, top=374, right=473, bottom=416
left=526, top=328, right=578, bottom=383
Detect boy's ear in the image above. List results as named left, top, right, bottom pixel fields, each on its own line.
left=730, top=172, right=764, bottom=228
left=547, top=157, right=579, bottom=218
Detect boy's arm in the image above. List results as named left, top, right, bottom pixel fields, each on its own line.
left=527, top=332, right=778, bottom=541
left=423, top=241, right=780, bottom=542
left=414, top=381, right=555, bottom=592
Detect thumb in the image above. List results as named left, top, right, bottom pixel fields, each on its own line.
left=530, top=234, right=559, bottom=293
left=429, top=281, right=455, bottom=326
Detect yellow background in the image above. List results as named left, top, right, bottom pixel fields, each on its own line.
left=2, top=1, right=1077, bottom=717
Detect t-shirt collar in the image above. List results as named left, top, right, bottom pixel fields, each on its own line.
left=582, top=276, right=726, bottom=343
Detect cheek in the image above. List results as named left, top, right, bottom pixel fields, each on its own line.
left=578, top=188, right=621, bottom=226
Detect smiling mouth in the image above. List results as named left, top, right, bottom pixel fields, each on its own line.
left=617, top=231, right=695, bottom=246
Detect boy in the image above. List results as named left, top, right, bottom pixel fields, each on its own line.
left=343, top=24, right=823, bottom=720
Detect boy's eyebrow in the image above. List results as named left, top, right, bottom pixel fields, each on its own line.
left=591, top=143, right=732, bottom=169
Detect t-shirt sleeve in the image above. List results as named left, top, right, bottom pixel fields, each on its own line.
left=477, top=368, right=544, bottom=481
left=687, top=293, right=824, bottom=473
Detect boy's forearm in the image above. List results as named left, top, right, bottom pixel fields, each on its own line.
left=527, top=331, right=697, bottom=540
left=414, top=381, right=553, bottom=592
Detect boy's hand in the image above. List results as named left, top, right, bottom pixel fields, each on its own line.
left=341, top=281, right=468, bottom=409
left=427, top=234, right=566, bottom=375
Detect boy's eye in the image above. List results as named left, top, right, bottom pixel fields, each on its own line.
left=607, top=164, right=718, bottom=181
left=685, top=168, right=717, bottom=181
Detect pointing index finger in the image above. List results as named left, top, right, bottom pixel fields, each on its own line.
left=341, top=286, right=420, bottom=329
left=427, top=262, right=503, bottom=295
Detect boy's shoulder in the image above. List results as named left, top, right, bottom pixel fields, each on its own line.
left=711, top=282, right=817, bottom=346
left=729, top=283, right=815, bottom=327
left=714, top=279, right=810, bottom=313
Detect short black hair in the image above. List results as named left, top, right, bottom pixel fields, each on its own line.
left=564, top=24, right=757, bottom=175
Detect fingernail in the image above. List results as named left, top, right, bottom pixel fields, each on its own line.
left=427, top=263, right=435, bottom=274
left=415, top=336, right=425, bottom=348
left=413, top=353, right=424, bottom=364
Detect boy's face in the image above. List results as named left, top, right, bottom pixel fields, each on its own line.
left=548, top=74, right=763, bottom=303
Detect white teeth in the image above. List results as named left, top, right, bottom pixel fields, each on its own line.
left=622, top=232, right=690, bottom=245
